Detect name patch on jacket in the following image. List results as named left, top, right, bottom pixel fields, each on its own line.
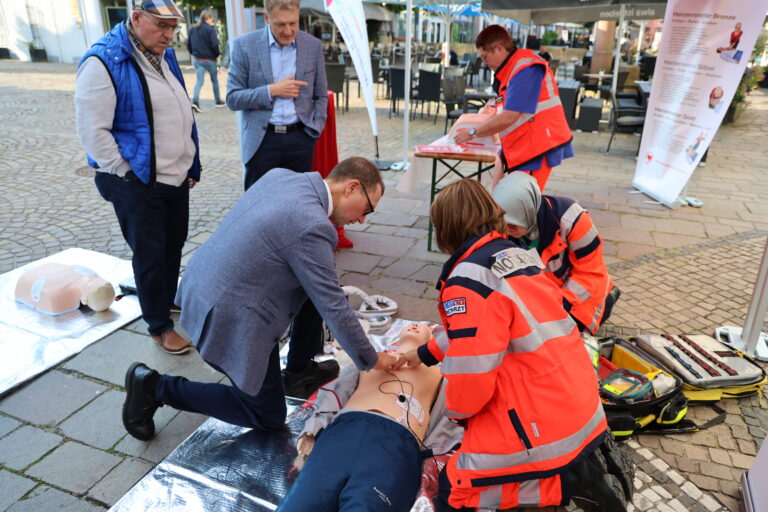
left=442, top=298, right=467, bottom=316
left=490, top=249, right=544, bottom=278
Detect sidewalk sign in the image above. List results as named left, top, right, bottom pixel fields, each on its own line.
left=632, top=0, right=768, bottom=208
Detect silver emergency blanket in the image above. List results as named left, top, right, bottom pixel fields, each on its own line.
left=111, top=319, right=446, bottom=512
left=0, top=248, right=140, bottom=396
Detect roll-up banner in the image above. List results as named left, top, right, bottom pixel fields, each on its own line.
left=632, top=0, right=768, bottom=208
left=325, top=0, right=378, bottom=137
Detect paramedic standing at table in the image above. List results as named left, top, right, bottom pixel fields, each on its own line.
left=453, top=25, right=574, bottom=191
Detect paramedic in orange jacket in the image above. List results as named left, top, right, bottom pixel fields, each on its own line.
left=453, top=25, right=573, bottom=192
left=492, top=172, right=620, bottom=334
left=400, top=179, right=618, bottom=511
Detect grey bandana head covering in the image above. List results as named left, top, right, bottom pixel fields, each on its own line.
left=491, top=172, right=541, bottom=240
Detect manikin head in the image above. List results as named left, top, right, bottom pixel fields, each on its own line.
left=131, top=0, right=184, bottom=55
left=326, top=157, right=385, bottom=227
left=396, top=323, right=433, bottom=354
left=264, top=0, right=300, bottom=47
left=80, top=275, right=116, bottom=312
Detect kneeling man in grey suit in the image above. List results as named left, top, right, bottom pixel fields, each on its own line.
left=122, top=157, right=400, bottom=439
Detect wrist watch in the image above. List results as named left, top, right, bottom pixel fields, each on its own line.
left=468, top=128, right=477, bottom=138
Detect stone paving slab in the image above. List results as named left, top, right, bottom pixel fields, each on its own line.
left=62, top=329, right=224, bottom=387
left=59, top=389, right=130, bottom=450
left=0, top=425, right=62, bottom=471
left=0, top=371, right=106, bottom=427
left=0, top=470, right=36, bottom=511
left=26, top=441, right=121, bottom=494
left=114, top=411, right=208, bottom=464
left=0, top=415, right=21, bottom=439
left=6, top=485, right=106, bottom=512
left=87, top=457, right=155, bottom=506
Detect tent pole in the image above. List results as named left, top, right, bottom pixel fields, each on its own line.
left=611, top=4, right=625, bottom=95
left=636, top=19, right=646, bottom=65
left=402, top=0, right=413, bottom=167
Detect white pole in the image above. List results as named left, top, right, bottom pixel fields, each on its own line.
left=402, top=0, right=413, bottom=165
left=636, top=19, right=646, bottom=65
left=611, top=4, right=625, bottom=95
left=743, top=239, right=768, bottom=355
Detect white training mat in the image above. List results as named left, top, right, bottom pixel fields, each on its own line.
left=0, top=248, right=141, bottom=396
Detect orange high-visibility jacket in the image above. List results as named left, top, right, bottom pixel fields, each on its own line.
left=537, top=195, right=615, bottom=334
left=494, top=49, right=573, bottom=170
left=418, top=232, right=606, bottom=509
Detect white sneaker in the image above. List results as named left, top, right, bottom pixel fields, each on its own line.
left=191, top=102, right=201, bottom=113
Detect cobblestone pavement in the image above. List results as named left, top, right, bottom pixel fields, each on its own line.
left=0, top=60, right=766, bottom=511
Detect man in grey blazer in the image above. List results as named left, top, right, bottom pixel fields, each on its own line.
left=122, top=158, right=401, bottom=440
left=226, top=0, right=327, bottom=190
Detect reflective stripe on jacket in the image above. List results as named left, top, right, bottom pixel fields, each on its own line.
left=494, top=49, right=572, bottom=170
left=421, top=231, right=606, bottom=509
left=537, top=195, right=614, bottom=334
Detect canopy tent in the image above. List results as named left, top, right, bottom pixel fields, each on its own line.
left=480, top=1, right=665, bottom=24
left=422, top=2, right=485, bottom=17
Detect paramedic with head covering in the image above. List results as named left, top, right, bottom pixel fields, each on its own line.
left=492, top=172, right=619, bottom=334
left=453, top=25, right=573, bottom=192
left=74, top=0, right=199, bottom=355
left=398, top=179, right=618, bottom=511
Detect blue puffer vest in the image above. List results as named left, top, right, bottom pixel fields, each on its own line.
left=79, top=22, right=201, bottom=185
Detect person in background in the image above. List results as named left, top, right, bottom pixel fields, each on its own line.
left=453, top=25, right=573, bottom=192
left=187, top=9, right=223, bottom=112
left=74, top=0, right=199, bottom=355
left=492, top=172, right=619, bottom=335
left=226, top=0, right=328, bottom=190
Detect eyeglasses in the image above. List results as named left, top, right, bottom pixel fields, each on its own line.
left=139, top=11, right=181, bottom=34
left=360, top=182, right=375, bottom=216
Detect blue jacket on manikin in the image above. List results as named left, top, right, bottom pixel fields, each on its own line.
left=78, top=22, right=201, bottom=185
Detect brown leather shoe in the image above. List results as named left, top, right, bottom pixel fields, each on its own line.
left=150, top=329, right=192, bottom=355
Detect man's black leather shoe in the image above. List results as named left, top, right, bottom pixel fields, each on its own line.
left=123, top=362, right=162, bottom=441
left=282, top=360, right=340, bottom=399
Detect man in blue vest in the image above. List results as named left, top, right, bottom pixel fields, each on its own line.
left=74, top=0, right=200, bottom=355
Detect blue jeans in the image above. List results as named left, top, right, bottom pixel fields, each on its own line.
left=192, top=59, right=221, bottom=104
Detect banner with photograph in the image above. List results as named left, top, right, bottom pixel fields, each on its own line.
left=325, top=0, right=378, bottom=136
left=632, top=0, right=768, bottom=208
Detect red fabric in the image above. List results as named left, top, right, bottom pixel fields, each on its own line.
left=312, top=91, right=339, bottom=178
left=312, top=93, right=351, bottom=249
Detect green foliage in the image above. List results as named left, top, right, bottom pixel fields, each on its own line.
left=542, top=30, right=557, bottom=46
left=752, top=31, right=766, bottom=62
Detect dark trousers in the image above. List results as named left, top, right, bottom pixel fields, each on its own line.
left=243, top=129, right=316, bottom=190
left=245, top=130, right=321, bottom=372
left=154, top=344, right=287, bottom=430
left=285, top=298, right=324, bottom=372
left=277, top=411, right=422, bottom=511
left=95, top=172, right=188, bottom=336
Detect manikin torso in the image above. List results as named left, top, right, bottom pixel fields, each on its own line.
left=344, top=324, right=443, bottom=442
left=15, top=263, right=115, bottom=316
